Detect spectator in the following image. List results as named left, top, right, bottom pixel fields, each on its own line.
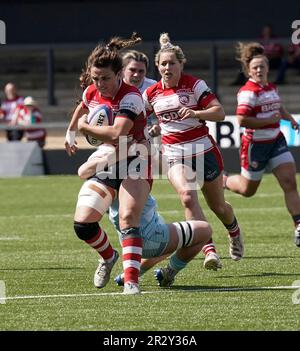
left=230, top=25, right=286, bottom=85
left=287, top=43, right=300, bottom=73
left=275, top=43, right=300, bottom=84
left=258, top=24, right=285, bottom=84
left=11, top=96, right=46, bottom=148
left=0, top=82, right=24, bottom=141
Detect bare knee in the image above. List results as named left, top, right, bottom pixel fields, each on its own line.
left=227, top=175, right=259, bottom=197
left=235, top=180, right=258, bottom=197
left=119, top=213, right=134, bottom=228
left=192, top=221, right=212, bottom=244
left=119, top=210, right=139, bottom=229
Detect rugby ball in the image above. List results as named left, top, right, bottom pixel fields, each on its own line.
left=85, top=104, right=114, bottom=146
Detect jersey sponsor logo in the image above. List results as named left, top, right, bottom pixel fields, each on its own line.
left=177, top=88, right=191, bottom=93
left=120, top=101, right=139, bottom=114
left=261, top=102, right=281, bottom=112
left=178, top=94, right=190, bottom=105
left=159, top=111, right=180, bottom=122
left=257, top=90, right=280, bottom=104
left=120, top=93, right=144, bottom=115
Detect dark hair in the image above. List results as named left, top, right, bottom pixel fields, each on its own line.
left=236, top=42, right=268, bottom=76
left=79, top=32, right=142, bottom=90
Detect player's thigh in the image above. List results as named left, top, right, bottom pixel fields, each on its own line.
left=74, top=179, right=115, bottom=222
left=272, top=160, right=298, bottom=191
left=168, top=162, right=198, bottom=193
left=118, top=178, right=150, bottom=225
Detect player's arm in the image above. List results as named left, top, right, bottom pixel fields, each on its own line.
left=65, top=103, right=88, bottom=156
left=78, top=157, right=103, bottom=179
left=237, top=112, right=281, bottom=128
left=143, top=89, right=160, bottom=136
left=147, top=113, right=160, bottom=137
left=280, top=106, right=300, bottom=131
left=78, top=147, right=118, bottom=179
left=179, top=99, right=225, bottom=122
left=148, top=123, right=161, bottom=137
left=147, top=110, right=161, bottom=137
left=78, top=110, right=134, bottom=144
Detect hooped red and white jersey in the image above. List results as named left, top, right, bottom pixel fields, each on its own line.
left=82, top=81, right=147, bottom=143
left=143, top=74, right=217, bottom=157
left=1, top=96, right=24, bottom=122
left=14, top=105, right=46, bottom=140
left=236, top=79, right=281, bottom=142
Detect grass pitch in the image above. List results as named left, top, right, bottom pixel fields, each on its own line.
left=0, top=175, right=300, bottom=331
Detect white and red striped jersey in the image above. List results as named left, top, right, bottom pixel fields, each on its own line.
left=143, top=74, right=216, bottom=157
left=82, top=81, right=147, bottom=144
left=236, top=79, right=281, bottom=142
left=1, top=96, right=24, bottom=122
left=13, top=105, right=46, bottom=141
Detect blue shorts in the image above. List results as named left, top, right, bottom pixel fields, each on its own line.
left=114, top=212, right=170, bottom=258
left=168, top=142, right=224, bottom=183
left=142, top=214, right=170, bottom=258
left=241, top=133, right=295, bottom=180
left=91, top=156, right=153, bottom=190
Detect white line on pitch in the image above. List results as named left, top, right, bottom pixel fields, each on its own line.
left=1, top=285, right=300, bottom=302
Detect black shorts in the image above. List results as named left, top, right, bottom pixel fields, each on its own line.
left=91, top=156, right=153, bottom=190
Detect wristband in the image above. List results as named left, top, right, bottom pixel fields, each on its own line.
left=65, top=130, right=76, bottom=146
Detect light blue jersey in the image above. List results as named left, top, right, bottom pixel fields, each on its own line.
left=109, top=195, right=170, bottom=258
left=138, top=77, right=157, bottom=94
left=138, top=77, right=158, bottom=127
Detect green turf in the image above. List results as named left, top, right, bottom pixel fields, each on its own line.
left=0, top=175, right=300, bottom=331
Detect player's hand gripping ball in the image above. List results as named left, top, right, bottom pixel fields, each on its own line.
left=86, top=104, right=114, bottom=146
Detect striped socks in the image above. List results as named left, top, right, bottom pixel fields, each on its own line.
left=121, top=227, right=143, bottom=284
left=85, top=227, right=115, bottom=262
left=224, top=216, right=240, bottom=238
